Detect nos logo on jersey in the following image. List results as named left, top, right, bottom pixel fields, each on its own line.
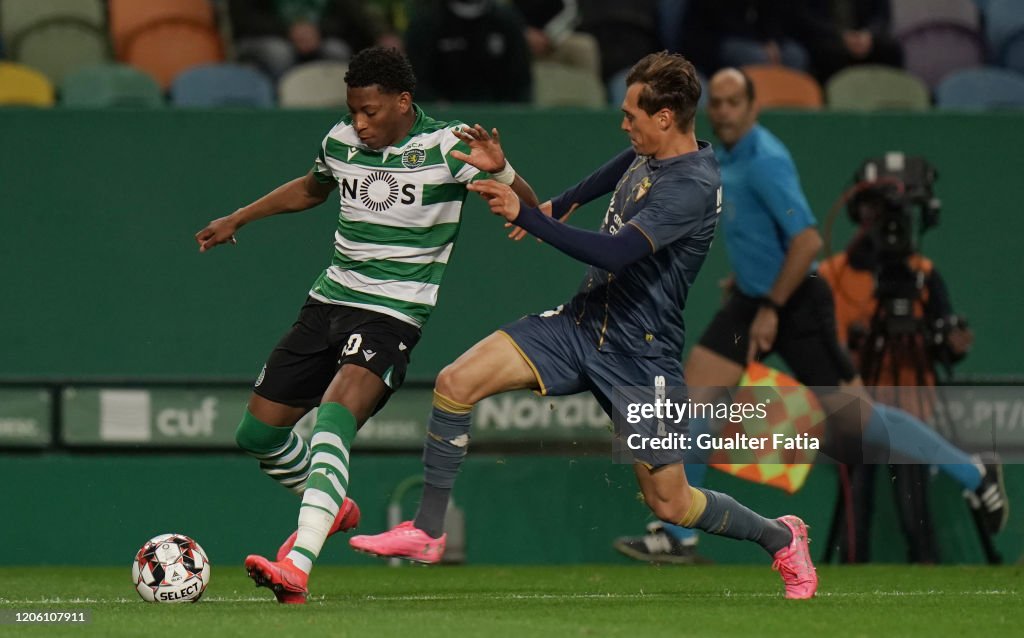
left=341, top=171, right=416, bottom=212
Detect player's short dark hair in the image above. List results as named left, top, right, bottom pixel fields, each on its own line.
left=625, top=52, right=701, bottom=131
left=345, top=47, right=416, bottom=95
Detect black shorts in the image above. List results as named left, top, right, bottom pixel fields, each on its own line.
left=254, top=298, right=421, bottom=412
left=698, top=275, right=857, bottom=386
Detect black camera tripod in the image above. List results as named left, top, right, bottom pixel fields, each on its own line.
left=823, top=262, right=1001, bottom=564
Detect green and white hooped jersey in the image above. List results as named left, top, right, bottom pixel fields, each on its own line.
left=309, top=105, right=482, bottom=327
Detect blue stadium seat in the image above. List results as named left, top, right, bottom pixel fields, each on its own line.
left=985, top=0, right=1024, bottom=64
left=935, top=66, right=1024, bottom=109
left=171, top=64, right=275, bottom=108
left=1002, top=34, right=1024, bottom=74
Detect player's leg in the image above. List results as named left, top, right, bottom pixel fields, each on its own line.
left=246, top=363, right=383, bottom=603
left=348, top=332, right=539, bottom=562
left=351, top=310, right=588, bottom=561
left=633, top=462, right=817, bottom=599
left=248, top=308, right=417, bottom=601
left=613, top=463, right=709, bottom=564
left=234, top=301, right=339, bottom=495
left=615, top=299, right=752, bottom=561
left=281, top=364, right=386, bottom=574
left=588, top=351, right=815, bottom=598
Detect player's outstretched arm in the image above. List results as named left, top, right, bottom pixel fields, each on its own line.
left=469, top=180, right=650, bottom=274
left=195, top=171, right=336, bottom=252
left=451, top=124, right=539, bottom=206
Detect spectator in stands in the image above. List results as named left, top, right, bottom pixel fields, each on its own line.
left=513, top=0, right=601, bottom=78
left=229, top=0, right=391, bottom=79
left=364, top=0, right=414, bottom=42
left=577, top=0, right=659, bottom=102
left=794, top=0, right=903, bottom=83
left=404, top=0, right=532, bottom=103
left=682, top=0, right=810, bottom=74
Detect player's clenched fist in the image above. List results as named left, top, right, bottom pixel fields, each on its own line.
left=195, top=214, right=240, bottom=252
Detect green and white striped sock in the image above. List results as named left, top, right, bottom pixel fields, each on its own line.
left=235, top=411, right=311, bottom=495
left=287, top=402, right=356, bottom=574
left=254, top=431, right=311, bottom=495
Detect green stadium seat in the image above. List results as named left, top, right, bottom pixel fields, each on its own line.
left=826, top=66, right=932, bottom=111
left=11, top=22, right=110, bottom=85
left=0, top=0, right=105, bottom=41
left=60, top=64, right=164, bottom=108
left=532, top=61, right=606, bottom=108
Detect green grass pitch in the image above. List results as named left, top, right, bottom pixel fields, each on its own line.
left=1, top=565, right=1020, bottom=637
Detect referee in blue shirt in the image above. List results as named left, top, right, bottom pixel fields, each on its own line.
left=694, top=68, right=852, bottom=381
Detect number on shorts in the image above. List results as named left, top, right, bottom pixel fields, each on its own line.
left=342, top=334, right=363, bottom=356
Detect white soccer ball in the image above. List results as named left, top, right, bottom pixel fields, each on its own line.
left=132, top=533, right=211, bottom=603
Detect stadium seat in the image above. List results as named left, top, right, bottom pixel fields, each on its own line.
left=532, top=62, right=606, bottom=108
left=902, top=26, right=985, bottom=89
left=172, top=64, right=275, bottom=108
left=892, top=0, right=984, bottom=89
left=278, top=61, right=349, bottom=108
left=11, top=22, right=109, bottom=85
left=985, top=0, right=1024, bottom=64
left=1002, top=34, right=1024, bottom=74
left=892, top=0, right=980, bottom=35
left=825, top=66, right=931, bottom=111
left=60, top=64, right=164, bottom=108
left=741, top=65, right=824, bottom=109
left=935, top=67, right=1024, bottom=109
left=0, top=61, right=55, bottom=106
left=109, top=0, right=216, bottom=58
left=0, top=0, right=105, bottom=41
left=123, top=22, right=224, bottom=91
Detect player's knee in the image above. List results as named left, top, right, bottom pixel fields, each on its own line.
left=234, top=410, right=288, bottom=455
left=435, top=363, right=476, bottom=407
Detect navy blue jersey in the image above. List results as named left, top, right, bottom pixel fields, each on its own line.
left=564, top=142, right=721, bottom=359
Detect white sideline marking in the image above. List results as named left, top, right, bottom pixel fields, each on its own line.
left=0, top=590, right=1018, bottom=605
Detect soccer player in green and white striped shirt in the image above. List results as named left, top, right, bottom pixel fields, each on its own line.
left=195, top=47, right=538, bottom=604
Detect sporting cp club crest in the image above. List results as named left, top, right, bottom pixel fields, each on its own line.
left=402, top=147, right=426, bottom=168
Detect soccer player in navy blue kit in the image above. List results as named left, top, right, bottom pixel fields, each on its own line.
left=351, top=52, right=818, bottom=599
left=614, top=67, right=1006, bottom=564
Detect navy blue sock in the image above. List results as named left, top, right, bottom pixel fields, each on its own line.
left=688, top=488, right=792, bottom=555
left=413, top=404, right=471, bottom=538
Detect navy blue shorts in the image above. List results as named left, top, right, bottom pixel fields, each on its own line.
left=500, top=308, right=688, bottom=466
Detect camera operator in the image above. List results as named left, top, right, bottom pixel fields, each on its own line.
left=817, top=162, right=1006, bottom=562
left=820, top=192, right=974, bottom=389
